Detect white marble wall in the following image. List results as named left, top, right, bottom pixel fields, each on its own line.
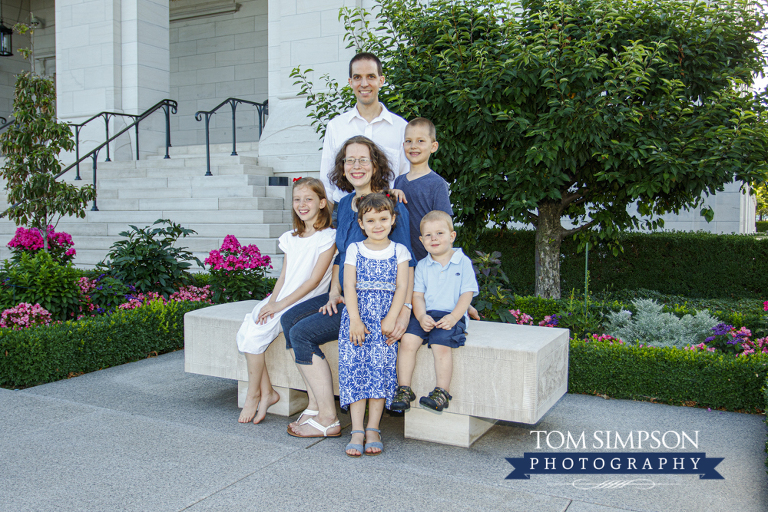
left=0, top=0, right=33, bottom=118
left=258, top=0, right=361, bottom=176
left=55, top=0, right=169, bottom=164
left=627, top=181, right=756, bottom=234
left=169, top=0, right=268, bottom=147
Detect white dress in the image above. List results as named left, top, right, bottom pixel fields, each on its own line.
left=236, top=228, right=336, bottom=354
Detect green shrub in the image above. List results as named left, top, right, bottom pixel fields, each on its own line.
left=0, top=252, right=81, bottom=321
left=471, top=251, right=515, bottom=322
left=569, top=339, right=768, bottom=412
left=0, top=299, right=209, bottom=389
left=756, top=221, right=768, bottom=233
left=510, top=295, right=560, bottom=322
left=467, top=229, right=768, bottom=299
left=97, top=219, right=202, bottom=297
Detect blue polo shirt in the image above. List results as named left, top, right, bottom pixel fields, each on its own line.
left=414, top=248, right=478, bottom=315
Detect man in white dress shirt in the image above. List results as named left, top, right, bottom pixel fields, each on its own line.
left=319, top=53, right=409, bottom=204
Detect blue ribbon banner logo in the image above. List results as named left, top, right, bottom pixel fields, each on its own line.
left=506, top=453, right=724, bottom=480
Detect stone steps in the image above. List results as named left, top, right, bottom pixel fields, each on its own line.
left=0, top=144, right=293, bottom=275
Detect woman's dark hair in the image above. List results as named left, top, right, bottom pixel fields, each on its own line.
left=355, top=191, right=398, bottom=234
left=291, top=177, right=333, bottom=236
left=328, top=135, right=394, bottom=194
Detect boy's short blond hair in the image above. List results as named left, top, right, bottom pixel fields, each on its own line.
left=406, top=117, right=437, bottom=141
left=419, top=210, right=454, bottom=233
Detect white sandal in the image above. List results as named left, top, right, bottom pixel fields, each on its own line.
left=287, top=409, right=318, bottom=433
left=287, top=418, right=342, bottom=438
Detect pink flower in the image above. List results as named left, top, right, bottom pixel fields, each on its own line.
left=0, top=302, right=52, bottom=329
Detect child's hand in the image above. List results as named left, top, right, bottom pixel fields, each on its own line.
left=418, top=314, right=436, bottom=332
left=391, top=189, right=407, bottom=204
left=349, top=318, right=369, bottom=346
left=435, top=313, right=458, bottom=330
left=468, top=305, right=480, bottom=321
left=381, top=316, right=397, bottom=344
left=256, top=301, right=282, bottom=324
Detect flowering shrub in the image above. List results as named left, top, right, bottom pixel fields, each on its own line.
left=509, top=309, right=533, bottom=325
left=739, top=336, right=768, bottom=356
left=169, top=285, right=213, bottom=303
left=119, top=291, right=166, bottom=310
left=205, top=235, right=272, bottom=303
left=583, top=333, right=625, bottom=345
left=118, top=285, right=212, bottom=310
left=8, top=226, right=76, bottom=264
left=703, top=323, right=751, bottom=355
left=0, top=302, right=52, bottom=329
left=684, top=342, right=717, bottom=353
left=539, top=314, right=560, bottom=327
left=74, top=274, right=131, bottom=318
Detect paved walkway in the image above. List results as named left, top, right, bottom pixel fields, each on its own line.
left=1, top=350, right=765, bottom=512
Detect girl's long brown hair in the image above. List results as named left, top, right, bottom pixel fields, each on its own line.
left=328, top=135, right=394, bottom=194
left=291, top=177, right=333, bottom=236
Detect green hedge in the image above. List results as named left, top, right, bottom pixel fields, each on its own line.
left=468, top=230, right=768, bottom=299
left=0, top=300, right=210, bottom=389
left=569, top=340, right=768, bottom=412
left=756, top=221, right=768, bottom=233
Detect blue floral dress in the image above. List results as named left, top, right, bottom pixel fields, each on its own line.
left=338, top=242, right=399, bottom=410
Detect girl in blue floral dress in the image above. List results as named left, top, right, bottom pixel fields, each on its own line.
left=339, top=192, right=411, bottom=457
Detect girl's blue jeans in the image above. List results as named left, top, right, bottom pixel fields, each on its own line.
left=280, top=293, right=344, bottom=365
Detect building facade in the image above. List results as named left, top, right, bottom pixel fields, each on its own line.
left=0, top=0, right=756, bottom=233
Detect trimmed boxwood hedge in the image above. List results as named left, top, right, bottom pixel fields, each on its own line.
left=468, top=229, right=768, bottom=298
left=569, top=339, right=768, bottom=412
left=0, top=300, right=210, bottom=389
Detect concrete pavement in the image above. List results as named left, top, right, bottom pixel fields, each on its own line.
left=1, top=350, right=765, bottom=512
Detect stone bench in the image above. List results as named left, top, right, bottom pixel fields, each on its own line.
left=184, top=301, right=569, bottom=447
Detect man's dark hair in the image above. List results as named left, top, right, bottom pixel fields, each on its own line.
left=349, top=52, right=383, bottom=77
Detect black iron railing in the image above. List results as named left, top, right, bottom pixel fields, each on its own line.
left=0, top=99, right=178, bottom=218
left=195, top=98, right=268, bottom=176
left=69, top=100, right=177, bottom=180
left=0, top=117, right=13, bottom=132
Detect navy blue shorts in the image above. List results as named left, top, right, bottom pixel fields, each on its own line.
left=404, top=310, right=467, bottom=348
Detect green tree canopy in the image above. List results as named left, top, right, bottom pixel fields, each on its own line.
left=294, top=0, right=768, bottom=298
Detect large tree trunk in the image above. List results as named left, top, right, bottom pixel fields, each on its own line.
left=534, top=202, right=564, bottom=299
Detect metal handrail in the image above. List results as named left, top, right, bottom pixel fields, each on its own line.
left=68, top=100, right=176, bottom=180
left=0, top=117, right=13, bottom=132
left=0, top=99, right=178, bottom=218
left=195, top=97, right=268, bottom=176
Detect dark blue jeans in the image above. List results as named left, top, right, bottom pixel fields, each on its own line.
left=280, top=293, right=344, bottom=365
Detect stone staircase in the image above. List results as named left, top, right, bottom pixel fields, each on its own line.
left=0, top=141, right=291, bottom=274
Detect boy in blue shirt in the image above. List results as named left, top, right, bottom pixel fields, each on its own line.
left=393, top=117, right=453, bottom=262
left=391, top=210, right=478, bottom=411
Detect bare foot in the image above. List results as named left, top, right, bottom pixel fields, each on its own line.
left=253, top=389, right=281, bottom=424
left=346, top=431, right=364, bottom=457
left=288, top=407, right=319, bottom=429
left=365, top=429, right=382, bottom=455
left=238, top=393, right=260, bottom=423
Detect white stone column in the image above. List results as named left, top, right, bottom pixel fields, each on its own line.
left=55, top=0, right=169, bottom=163
left=258, top=0, right=358, bottom=177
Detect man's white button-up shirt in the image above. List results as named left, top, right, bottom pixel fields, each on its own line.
left=319, top=103, right=409, bottom=203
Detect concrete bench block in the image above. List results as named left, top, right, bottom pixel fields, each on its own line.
left=184, top=301, right=569, bottom=447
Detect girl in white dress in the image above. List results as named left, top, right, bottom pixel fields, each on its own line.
left=236, top=178, right=336, bottom=424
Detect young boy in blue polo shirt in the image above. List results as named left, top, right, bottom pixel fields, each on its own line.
left=390, top=210, right=478, bottom=411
